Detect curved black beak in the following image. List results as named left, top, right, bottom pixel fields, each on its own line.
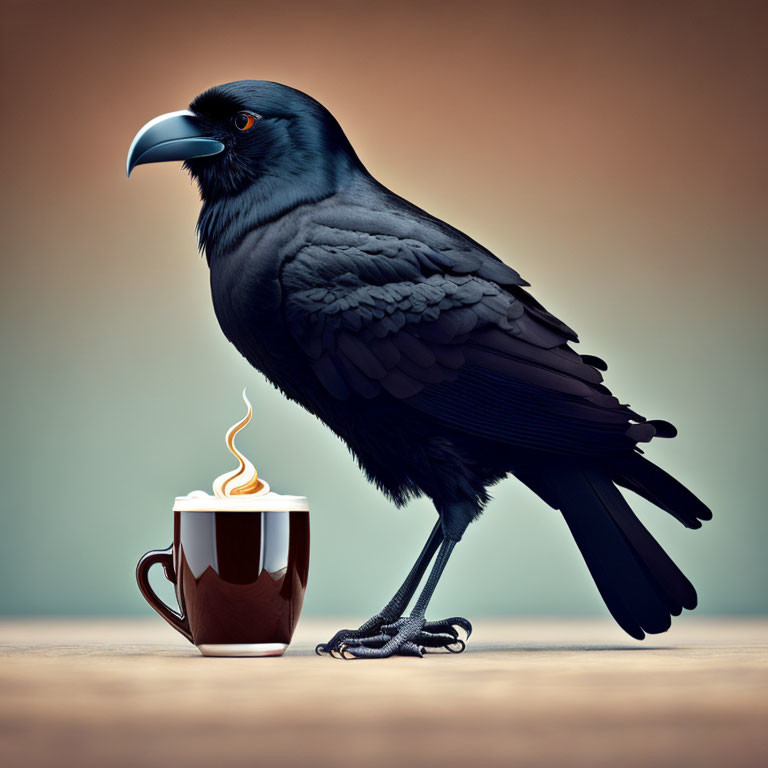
left=126, top=110, right=225, bottom=177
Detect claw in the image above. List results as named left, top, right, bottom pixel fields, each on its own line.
left=317, top=615, right=472, bottom=659
left=435, top=624, right=460, bottom=641
left=429, top=617, right=472, bottom=640
left=455, top=618, right=473, bottom=640
left=446, top=638, right=466, bottom=654
left=340, top=644, right=356, bottom=660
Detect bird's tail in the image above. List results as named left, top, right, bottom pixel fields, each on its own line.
left=516, top=457, right=711, bottom=639
left=610, top=452, right=712, bottom=530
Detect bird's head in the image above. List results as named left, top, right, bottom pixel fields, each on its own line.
left=127, top=80, right=362, bottom=201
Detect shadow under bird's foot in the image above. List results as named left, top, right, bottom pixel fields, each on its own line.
left=316, top=616, right=471, bottom=659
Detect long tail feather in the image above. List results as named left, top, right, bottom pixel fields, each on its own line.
left=516, top=464, right=704, bottom=639
left=611, top=453, right=712, bottom=529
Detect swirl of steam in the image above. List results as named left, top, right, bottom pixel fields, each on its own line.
left=212, top=390, right=267, bottom=498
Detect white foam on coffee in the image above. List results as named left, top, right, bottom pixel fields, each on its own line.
left=173, top=490, right=309, bottom=512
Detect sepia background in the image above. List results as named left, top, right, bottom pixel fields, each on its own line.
left=1, top=0, right=766, bottom=621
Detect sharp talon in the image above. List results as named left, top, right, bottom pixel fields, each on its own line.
left=423, top=621, right=459, bottom=639
left=447, top=638, right=466, bottom=654
left=441, top=626, right=459, bottom=640
left=317, top=615, right=471, bottom=659
left=457, top=619, right=473, bottom=640
left=340, top=644, right=357, bottom=660
left=443, top=618, right=471, bottom=640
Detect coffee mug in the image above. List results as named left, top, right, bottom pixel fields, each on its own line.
left=137, top=493, right=310, bottom=656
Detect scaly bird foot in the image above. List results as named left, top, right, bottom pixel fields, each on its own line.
left=314, top=613, right=393, bottom=656
left=316, top=615, right=471, bottom=657
left=329, top=615, right=471, bottom=659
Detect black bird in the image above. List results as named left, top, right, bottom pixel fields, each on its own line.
left=127, top=80, right=711, bottom=658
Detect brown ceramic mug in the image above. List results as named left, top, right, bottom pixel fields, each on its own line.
left=137, top=493, right=310, bottom=656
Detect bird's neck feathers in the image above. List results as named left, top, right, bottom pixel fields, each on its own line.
left=196, top=145, right=364, bottom=262
left=197, top=176, right=324, bottom=260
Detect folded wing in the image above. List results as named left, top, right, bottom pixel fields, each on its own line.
left=281, top=208, right=664, bottom=457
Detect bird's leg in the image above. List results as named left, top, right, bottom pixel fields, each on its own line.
left=340, top=536, right=466, bottom=658
left=316, top=521, right=445, bottom=655
left=335, top=500, right=474, bottom=659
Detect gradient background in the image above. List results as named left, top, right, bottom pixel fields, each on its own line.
left=1, top=0, right=766, bottom=621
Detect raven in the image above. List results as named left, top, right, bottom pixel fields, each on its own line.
left=127, top=80, right=711, bottom=658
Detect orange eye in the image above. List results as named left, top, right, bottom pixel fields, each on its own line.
left=234, top=111, right=259, bottom=131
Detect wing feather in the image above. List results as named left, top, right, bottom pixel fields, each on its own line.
left=280, top=211, right=654, bottom=456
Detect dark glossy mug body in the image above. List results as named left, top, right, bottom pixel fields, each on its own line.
left=137, top=500, right=309, bottom=656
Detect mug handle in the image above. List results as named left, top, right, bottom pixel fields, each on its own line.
left=136, top=546, right=192, bottom=642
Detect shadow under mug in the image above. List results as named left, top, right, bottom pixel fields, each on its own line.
left=137, top=494, right=310, bottom=656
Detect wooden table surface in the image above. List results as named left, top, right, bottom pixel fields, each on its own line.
left=0, top=617, right=766, bottom=767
